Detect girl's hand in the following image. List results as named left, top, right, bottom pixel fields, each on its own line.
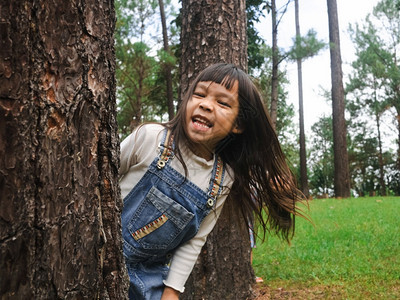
left=161, top=286, right=180, bottom=300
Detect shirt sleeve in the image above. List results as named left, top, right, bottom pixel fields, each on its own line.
left=120, top=125, right=152, bottom=177
left=120, top=131, right=138, bottom=178
left=163, top=196, right=226, bottom=293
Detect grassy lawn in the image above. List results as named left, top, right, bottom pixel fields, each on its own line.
left=252, top=196, right=400, bottom=299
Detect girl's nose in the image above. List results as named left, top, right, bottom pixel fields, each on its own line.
left=199, top=98, right=213, bottom=112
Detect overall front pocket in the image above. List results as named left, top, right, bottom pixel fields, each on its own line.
left=126, top=186, right=194, bottom=250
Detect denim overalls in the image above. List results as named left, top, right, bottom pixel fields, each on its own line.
left=122, top=129, right=226, bottom=300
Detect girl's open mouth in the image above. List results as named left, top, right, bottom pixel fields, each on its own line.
left=192, top=116, right=213, bottom=130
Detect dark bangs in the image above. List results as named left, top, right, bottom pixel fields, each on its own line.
left=193, top=63, right=242, bottom=91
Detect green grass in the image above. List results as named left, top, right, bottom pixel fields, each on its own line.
left=253, top=196, right=400, bottom=299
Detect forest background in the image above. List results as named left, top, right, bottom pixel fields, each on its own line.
left=1, top=0, right=399, bottom=298
left=115, top=0, right=400, bottom=198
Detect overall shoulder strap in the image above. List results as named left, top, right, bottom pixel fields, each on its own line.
left=157, top=129, right=174, bottom=169
left=206, top=156, right=225, bottom=208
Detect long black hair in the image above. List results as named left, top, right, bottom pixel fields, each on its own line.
left=166, top=63, right=306, bottom=241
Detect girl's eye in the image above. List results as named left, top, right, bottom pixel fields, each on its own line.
left=218, top=100, right=231, bottom=108
left=193, top=92, right=205, bottom=98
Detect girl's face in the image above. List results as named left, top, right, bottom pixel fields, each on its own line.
left=185, top=80, right=241, bottom=159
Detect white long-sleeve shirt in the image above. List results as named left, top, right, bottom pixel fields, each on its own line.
left=119, top=124, right=233, bottom=292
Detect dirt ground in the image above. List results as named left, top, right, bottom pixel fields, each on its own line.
left=252, top=281, right=400, bottom=299
left=252, top=283, right=344, bottom=300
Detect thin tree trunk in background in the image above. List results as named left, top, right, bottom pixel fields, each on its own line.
left=376, top=113, right=387, bottom=196
left=374, top=96, right=387, bottom=196
left=270, top=0, right=279, bottom=130
left=396, top=107, right=400, bottom=173
left=295, top=0, right=309, bottom=198
left=371, top=81, right=386, bottom=196
left=158, top=0, right=175, bottom=120
left=326, top=0, right=351, bottom=198
left=0, top=0, right=128, bottom=298
left=132, top=59, right=144, bottom=128
left=180, top=0, right=254, bottom=298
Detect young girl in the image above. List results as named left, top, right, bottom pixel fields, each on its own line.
left=120, top=63, right=304, bottom=300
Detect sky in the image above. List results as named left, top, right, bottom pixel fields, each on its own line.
left=255, top=0, right=379, bottom=134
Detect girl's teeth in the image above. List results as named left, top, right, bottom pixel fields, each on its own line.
left=197, top=122, right=208, bottom=128
left=194, top=118, right=211, bottom=127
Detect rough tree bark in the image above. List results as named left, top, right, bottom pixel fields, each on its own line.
left=326, top=0, right=351, bottom=198
left=0, top=0, right=128, bottom=299
left=179, top=0, right=254, bottom=299
left=179, top=0, right=248, bottom=99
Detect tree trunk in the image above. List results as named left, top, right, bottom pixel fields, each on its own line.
left=179, top=0, right=248, bottom=98
left=375, top=112, right=387, bottom=196
left=295, top=0, right=309, bottom=198
left=270, top=0, right=279, bottom=130
left=182, top=199, right=254, bottom=299
left=158, top=0, right=175, bottom=120
left=0, top=1, right=128, bottom=299
left=133, top=59, right=144, bottom=128
left=396, top=106, right=400, bottom=173
left=179, top=0, right=254, bottom=298
left=326, top=0, right=351, bottom=198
